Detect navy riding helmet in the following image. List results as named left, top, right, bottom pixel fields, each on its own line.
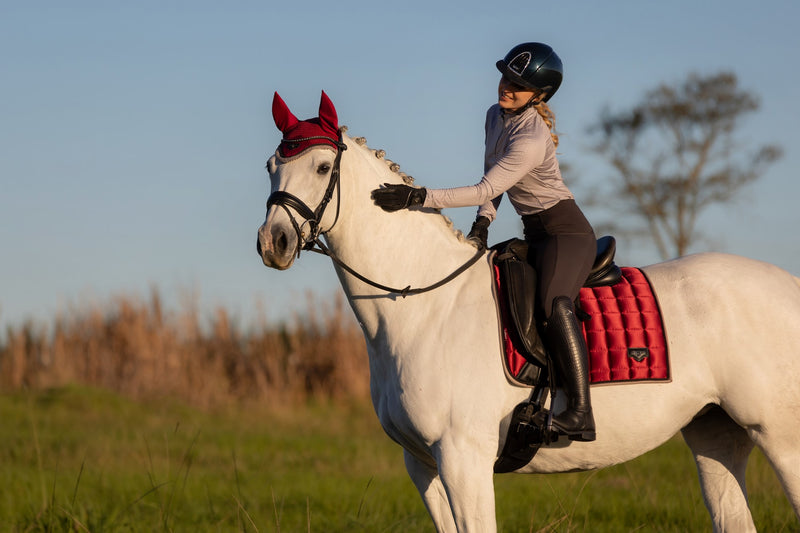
left=496, top=42, right=563, bottom=102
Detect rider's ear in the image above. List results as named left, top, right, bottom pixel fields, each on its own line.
left=318, top=90, right=339, bottom=132
left=272, top=92, right=299, bottom=133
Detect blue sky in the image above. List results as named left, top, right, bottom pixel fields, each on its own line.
left=2, top=1, right=798, bottom=330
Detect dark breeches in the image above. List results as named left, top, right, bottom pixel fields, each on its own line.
left=522, top=199, right=596, bottom=320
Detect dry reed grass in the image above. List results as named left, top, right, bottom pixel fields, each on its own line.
left=0, top=289, right=370, bottom=408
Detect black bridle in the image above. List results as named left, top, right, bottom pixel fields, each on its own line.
left=266, top=131, right=486, bottom=297
left=267, top=131, right=348, bottom=253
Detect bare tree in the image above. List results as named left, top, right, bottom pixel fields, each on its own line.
left=587, top=71, right=781, bottom=259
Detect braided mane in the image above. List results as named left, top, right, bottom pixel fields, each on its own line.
left=343, top=126, right=472, bottom=246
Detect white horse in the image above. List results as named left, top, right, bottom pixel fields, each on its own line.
left=257, top=91, right=800, bottom=532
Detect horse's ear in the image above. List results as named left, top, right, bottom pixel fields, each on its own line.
left=272, top=92, right=299, bottom=133
left=318, top=91, right=338, bottom=131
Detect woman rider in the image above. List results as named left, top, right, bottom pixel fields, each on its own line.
left=371, top=42, right=597, bottom=442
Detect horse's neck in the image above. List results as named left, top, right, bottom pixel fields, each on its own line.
left=323, top=137, right=482, bottom=336
left=326, top=137, right=475, bottom=274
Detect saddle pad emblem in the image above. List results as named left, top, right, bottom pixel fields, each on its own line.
left=628, top=348, right=650, bottom=362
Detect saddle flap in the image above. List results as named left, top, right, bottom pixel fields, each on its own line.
left=493, top=240, right=548, bottom=368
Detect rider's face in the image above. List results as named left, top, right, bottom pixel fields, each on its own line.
left=498, top=75, right=539, bottom=110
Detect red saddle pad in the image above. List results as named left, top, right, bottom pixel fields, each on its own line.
left=580, top=267, right=670, bottom=384
left=497, top=266, right=670, bottom=385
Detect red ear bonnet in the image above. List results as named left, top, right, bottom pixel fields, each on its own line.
left=272, top=92, right=299, bottom=133
left=272, top=91, right=340, bottom=158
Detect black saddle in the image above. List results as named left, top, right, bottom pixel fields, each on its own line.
left=585, top=235, right=622, bottom=288
left=491, top=235, right=621, bottom=369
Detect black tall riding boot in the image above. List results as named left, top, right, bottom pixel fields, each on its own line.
left=546, top=296, right=596, bottom=442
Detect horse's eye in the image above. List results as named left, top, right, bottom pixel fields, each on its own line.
left=317, top=163, right=332, bottom=175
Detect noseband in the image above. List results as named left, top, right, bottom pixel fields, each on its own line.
left=266, top=130, right=347, bottom=257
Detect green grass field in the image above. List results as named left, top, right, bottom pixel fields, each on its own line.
left=1, top=386, right=796, bottom=532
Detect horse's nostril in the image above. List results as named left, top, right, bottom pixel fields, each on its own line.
left=256, top=236, right=263, bottom=256
left=276, top=231, right=288, bottom=256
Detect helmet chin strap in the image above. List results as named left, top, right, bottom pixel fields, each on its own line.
left=527, top=95, right=543, bottom=108
left=505, top=93, right=545, bottom=115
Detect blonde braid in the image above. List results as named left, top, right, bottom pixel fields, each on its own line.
left=534, top=101, right=559, bottom=148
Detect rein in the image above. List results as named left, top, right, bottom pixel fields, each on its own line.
left=310, top=238, right=486, bottom=298
left=266, top=132, right=487, bottom=298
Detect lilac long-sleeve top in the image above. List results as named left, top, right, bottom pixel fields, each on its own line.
left=422, top=103, right=573, bottom=221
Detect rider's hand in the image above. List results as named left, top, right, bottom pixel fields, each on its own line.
left=467, top=216, right=491, bottom=249
left=371, top=184, right=427, bottom=212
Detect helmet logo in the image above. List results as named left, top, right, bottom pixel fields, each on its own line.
left=508, top=51, right=532, bottom=76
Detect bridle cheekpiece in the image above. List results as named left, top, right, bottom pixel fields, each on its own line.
left=267, top=129, right=347, bottom=256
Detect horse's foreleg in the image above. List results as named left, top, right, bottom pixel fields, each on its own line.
left=434, top=437, right=498, bottom=533
left=404, top=450, right=457, bottom=533
left=681, top=406, right=756, bottom=533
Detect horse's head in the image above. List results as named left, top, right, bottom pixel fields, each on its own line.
left=257, top=91, right=346, bottom=269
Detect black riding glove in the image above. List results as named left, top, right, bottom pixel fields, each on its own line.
left=467, top=216, right=491, bottom=249
left=371, top=183, right=427, bottom=212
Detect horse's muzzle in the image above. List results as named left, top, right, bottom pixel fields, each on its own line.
left=257, top=220, right=296, bottom=270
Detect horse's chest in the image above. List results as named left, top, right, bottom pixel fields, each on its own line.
left=373, top=386, right=443, bottom=459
